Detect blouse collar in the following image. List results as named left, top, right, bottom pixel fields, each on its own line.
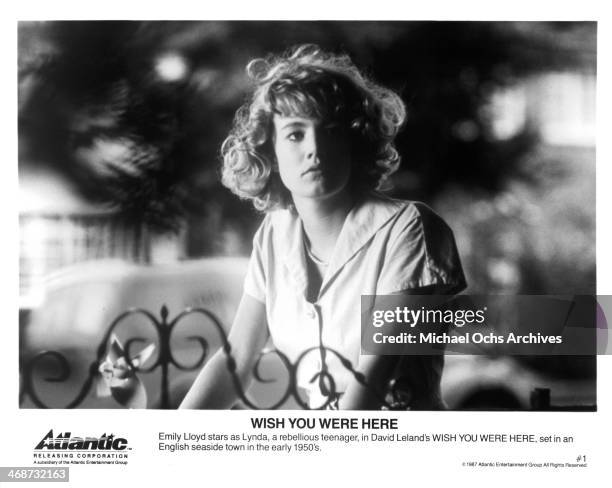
left=274, top=193, right=406, bottom=300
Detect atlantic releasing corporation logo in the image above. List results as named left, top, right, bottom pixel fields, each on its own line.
left=32, top=430, right=130, bottom=465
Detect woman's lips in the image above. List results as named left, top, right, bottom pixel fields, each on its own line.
left=302, top=166, right=323, bottom=176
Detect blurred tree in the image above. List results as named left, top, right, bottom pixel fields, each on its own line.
left=20, top=22, right=186, bottom=233
left=18, top=21, right=595, bottom=239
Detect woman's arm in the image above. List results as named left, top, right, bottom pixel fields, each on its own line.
left=179, top=293, right=268, bottom=409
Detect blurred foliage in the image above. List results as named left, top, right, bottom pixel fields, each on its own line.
left=436, top=146, right=596, bottom=295
left=18, top=21, right=595, bottom=237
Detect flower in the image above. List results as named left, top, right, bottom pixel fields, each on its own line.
left=97, top=334, right=155, bottom=409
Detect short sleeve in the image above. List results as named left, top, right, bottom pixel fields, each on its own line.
left=376, top=202, right=467, bottom=295
left=243, top=218, right=268, bottom=303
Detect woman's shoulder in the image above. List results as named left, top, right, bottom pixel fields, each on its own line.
left=369, top=194, right=467, bottom=293
left=364, top=193, right=451, bottom=235
left=251, top=208, right=300, bottom=248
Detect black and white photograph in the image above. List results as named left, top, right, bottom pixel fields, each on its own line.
left=17, top=20, right=598, bottom=412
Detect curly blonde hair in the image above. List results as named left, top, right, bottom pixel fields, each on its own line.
left=221, top=44, right=406, bottom=211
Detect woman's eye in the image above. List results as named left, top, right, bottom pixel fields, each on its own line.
left=287, top=131, right=304, bottom=142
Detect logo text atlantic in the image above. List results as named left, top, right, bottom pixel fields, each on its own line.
left=35, top=430, right=128, bottom=450
left=32, top=430, right=129, bottom=465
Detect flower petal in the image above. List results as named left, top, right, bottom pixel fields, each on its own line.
left=131, top=343, right=156, bottom=368
left=96, top=374, right=112, bottom=397
left=108, top=334, right=125, bottom=363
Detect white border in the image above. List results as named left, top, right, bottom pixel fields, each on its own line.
left=3, top=3, right=610, bottom=485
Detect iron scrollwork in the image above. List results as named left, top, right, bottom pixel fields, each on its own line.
left=21, top=306, right=407, bottom=410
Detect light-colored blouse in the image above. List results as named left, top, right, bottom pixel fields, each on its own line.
left=244, top=193, right=466, bottom=408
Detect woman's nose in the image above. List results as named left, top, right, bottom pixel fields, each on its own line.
left=305, top=132, right=318, bottom=160
left=306, top=129, right=327, bottom=160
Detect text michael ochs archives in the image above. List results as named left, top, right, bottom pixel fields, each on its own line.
left=361, top=295, right=598, bottom=356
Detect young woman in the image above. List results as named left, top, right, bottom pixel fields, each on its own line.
left=180, top=45, right=466, bottom=410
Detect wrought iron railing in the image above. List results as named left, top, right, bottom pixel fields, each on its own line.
left=20, top=305, right=405, bottom=410
left=21, top=305, right=591, bottom=411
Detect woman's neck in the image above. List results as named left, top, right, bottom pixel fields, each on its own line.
left=293, top=190, right=353, bottom=261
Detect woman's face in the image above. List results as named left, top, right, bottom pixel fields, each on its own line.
left=272, top=114, right=352, bottom=202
